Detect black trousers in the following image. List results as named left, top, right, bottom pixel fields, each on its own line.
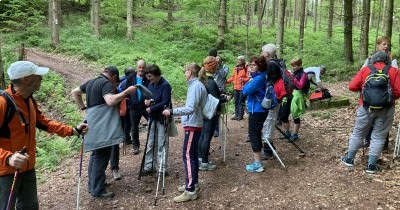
left=0, top=170, right=38, bottom=210
left=110, top=144, right=120, bottom=170
left=248, top=112, right=268, bottom=153
left=88, top=146, right=112, bottom=197
left=198, top=115, right=219, bottom=163
left=233, top=90, right=245, bottom=118
left=129, top=107, right=148, bottom=148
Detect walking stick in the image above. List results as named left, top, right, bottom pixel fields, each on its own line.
left=76, top=134, right=84, bottom=210
left=275, top=125, right=305, bottom=154
left=263, top=139, right=286, bottom=169
left=138, top=119, right=152, bottom=180
left=154, top=115, right=169, bottom=206
left=6, top=146, right=27, bottom=210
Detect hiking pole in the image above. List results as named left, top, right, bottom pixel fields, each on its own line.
left=154, top=115, right=169, bottom=206
left=6, top=146, right=27, bottom=210
left=275, top=125, right=305, bottom=154
left=264, top=139, right=286, bottom=169
left=76, top=134, right=84, bottom=210
left=138, top=119, right=152, bottom=180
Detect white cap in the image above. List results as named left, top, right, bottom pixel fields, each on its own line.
left=7, top=61, right=49, bottom=80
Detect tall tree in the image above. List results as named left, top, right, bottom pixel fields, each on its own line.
left=167, top=0, right=174, bottom=22
left=257, top=0, right=263, bottom=34
left=50, top=0, right=60, bottom=47
left=217, top=0, right=227, bottom=49
left=127, top=0, right=134, bottom=40
left=359, top=0, right=371, bottom=62
left=299, top=0, right=306, bottom=52
left=91, top=0, right=100, bottom=38
left=246, top=0, right=250, bottom=57
left=265, top=0, right=270, bottom=26
left=271, top=0, right=277, bottom=27
left=0, top=40, right=4, bottom=90
left=384, top=0, right=394, bottom=42
left=313, top=0, right=318, bottom=32
left=276, top=0, right=286, bottom=58
left=344, top=0, right=354, bottom=64
left=327, top=0, right=334, bottom=38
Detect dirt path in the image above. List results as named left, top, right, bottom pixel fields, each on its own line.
left=26, top=49, right=400, bottom=209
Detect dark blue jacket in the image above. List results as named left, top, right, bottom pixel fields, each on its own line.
left=148, top=77, right=172, bottom=122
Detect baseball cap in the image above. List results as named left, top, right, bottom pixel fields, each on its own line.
left=105, top=65, right=120, bottom=82
left=7, top=61, right=49, bottom=80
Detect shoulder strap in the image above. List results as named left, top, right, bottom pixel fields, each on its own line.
left=367, top=64, right=377, bottom=74
left=382, top=64, right=391, bottom=74
left=0, top=90, right=27, bottom=138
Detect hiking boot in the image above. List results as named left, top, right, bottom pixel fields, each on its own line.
left=365, top=164, right=380, bottom=174
left=279, top=130, right=291, bottom=140
left=140, top=170, right=154, bottom=177
left=93, top=191, right=115, bottom=199
left=245, top=161, right=264, bottom=172
left=178, top=183, right=200, bottom=193
left=340, top=157, right=354, bottom=167
left=173, top=190, right=198, bottom=203
left=290, top=133, right=299, bottom=141
left=199, top=162, right=217, bottom=171
left=231, top=116, right=238, bottom=120
left=132, top=146, right=139, bottom=155
left=261, top=151, right=273, bottom=160
left=112, top=170, right=122, bottom=180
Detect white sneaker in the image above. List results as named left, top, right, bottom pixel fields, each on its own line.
left=112, top=170, right=122, bottom=180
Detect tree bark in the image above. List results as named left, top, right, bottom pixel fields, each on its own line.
left=299, top=0, right=306, bottom=52
left=56, top=0, right=63, bottom=27
left=276, top=0, right=286, bottom=58
left=384, top=0, right=393, bottom=42
left=167, top=0, right=174, bottom=22
left=0, top=40, right=4, bottom=90
left=344, top=0, right=354, bottom=64
left=327, top=0, right=334, bottom=38
left=217, top=0, right=227, bottom=49
left=359, top=0, right=370, bottom=62
left=265, top=0, right=270, bottom=26
left=246, top=0, right=250, bottom=57
left=92, top=0, right=100, bottom=38
left=313, top=0, right=318, bottom=32
left=48, top=0, right=53, bottom=27
left=257, top=0, right=263, bottom=34
left=271, top=0, right=277, bottom=27
left=51, top=0, right=60, bottom=48
left=127, top=0, right=134, bottom=40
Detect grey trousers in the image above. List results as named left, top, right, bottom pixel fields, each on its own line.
left=144, top=120, right=168, bottom=172
left=262, top=104, right=280, bottom=143
left=348, top=105, right=394, bottom=160
left=0, top=170, right=38, bottom=210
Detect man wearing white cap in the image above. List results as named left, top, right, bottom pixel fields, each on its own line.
left=304, top=65, right=326, bottom=89
left=0, top=61, right=88, bottom=210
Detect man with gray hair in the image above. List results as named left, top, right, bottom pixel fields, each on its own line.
left=341, top=51, right=400, bottom=174
left=261, top=43, right=278, bottom=60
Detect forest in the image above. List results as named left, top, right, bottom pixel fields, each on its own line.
left=1, top=0, right=400, bottom=209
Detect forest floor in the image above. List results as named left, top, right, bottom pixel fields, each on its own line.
left=26, top=48, right=400, bottom=209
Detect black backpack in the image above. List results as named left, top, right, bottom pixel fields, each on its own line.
left=269, top=59, right=294, bottom=94
left=0, top=90, right=27, bottom=138
left=362, top=64, right=393, bottom=110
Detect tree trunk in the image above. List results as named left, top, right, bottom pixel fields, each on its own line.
left=246, top=0, right=250, bottom=57
left=299, top=0, right=306, bottom=52
left=217, top=0, right=227, bottom=49
left=48, top=0, right=53, bottom=27
left=375, top=0, right=383, bottom=44
left=167, top=0, right=174, bottom=22
left=293, top=0, right=297, bottom=27
left=359, top=0, right=370, bottom=62
left=51, top=0, right=60, bottom=48
left=56, top=0, right=63, bottom=27
left=276, top=0, right=286, bottom=58
left=384, top=0, right=393, bottom=43
left=231, top=2, right=236, bottom=28
left=271, top=0, right=277, bottom=27
left=327, top=0, right=334, bottom=38
left=257, top=0, right=263, bottom=34
left=92, top=0, right=100, bottom=38
left=313, top=0, right=318, bottom=32
left=344, top=0, right=354, bottom=64
left=319, top=0, right=322, bottom=30
left=127, top=0, right=133, bottom=40
left=265, top=0, right=270, bottom=26
left=0, top=40, right=4, bottom=90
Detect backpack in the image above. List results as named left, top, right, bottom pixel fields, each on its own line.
left=0, top=90, right=27, bottom=138
left=259, top=81, right=278, bottom=110
left=270, top=59, right=294, bottom=95
left=362, top=64, right=393, bottom=110
left=309, top=88, right=332, bottom=101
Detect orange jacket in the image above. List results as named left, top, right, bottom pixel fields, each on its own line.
left=0, top=85, right=74, bottom=176
left=349, top=62, right=400, bottom=106
left=226, top=65, right=250, bottom=90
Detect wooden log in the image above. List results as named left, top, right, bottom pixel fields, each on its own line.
left=308, top=96, right=350, bottom=110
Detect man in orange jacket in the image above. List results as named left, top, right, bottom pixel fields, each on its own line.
left=0, top=61, right=88, bottom=210
left=226, top=56, right=250, bottom=120
left=341, top=51, right=400, bottom=174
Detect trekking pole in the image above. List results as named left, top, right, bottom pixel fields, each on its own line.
left=154, top=114, right=169, bottom=206
left=76, top=134, right=84, bottom=210
left=264, top=139, right=286, bottom=169
left=138, top=119, right=152, bottom=180
left=162, top=115, right=169, bottom=195
left=275, top=125, right=305, bottom=154
left=6, top=146, right=27, bottom=210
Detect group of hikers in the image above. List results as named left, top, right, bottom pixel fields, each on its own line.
left=0, top=36, right=399, bottom=208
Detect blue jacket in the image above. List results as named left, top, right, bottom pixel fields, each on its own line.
left=242, top=72, right=267, bottom=113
